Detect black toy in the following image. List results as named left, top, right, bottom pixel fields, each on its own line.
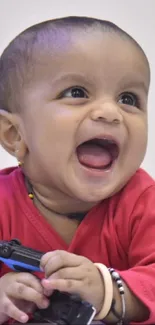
left=0, top=239, right=96, bottom=324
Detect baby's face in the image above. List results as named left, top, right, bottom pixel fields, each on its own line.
left=20, top=30, right=149, bottom=204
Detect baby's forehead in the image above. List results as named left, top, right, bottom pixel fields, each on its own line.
left=32, top=26, right=148, bottom=66
left=31, top=29, right=149, bottom=86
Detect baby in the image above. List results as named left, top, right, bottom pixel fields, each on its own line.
left=0, top=16, right=154, bottom=324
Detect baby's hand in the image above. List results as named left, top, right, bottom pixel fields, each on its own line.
left=40, top=250, right=104, bottom=313
left=0, top=272, right=49, bottom=323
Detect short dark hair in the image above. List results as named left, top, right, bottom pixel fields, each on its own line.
left=0, top=16, right=149, bottom=112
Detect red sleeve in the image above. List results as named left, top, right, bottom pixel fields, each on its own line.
left=119, top=185, right=155, bottom=324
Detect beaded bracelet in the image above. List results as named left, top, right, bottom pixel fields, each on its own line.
left=108, top=268, right=126, bottom=325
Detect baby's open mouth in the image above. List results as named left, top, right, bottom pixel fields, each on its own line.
left=76, top=138, right=119, bottom=170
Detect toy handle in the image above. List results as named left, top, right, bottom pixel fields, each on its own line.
left=0, top=257, right=41, bottom=272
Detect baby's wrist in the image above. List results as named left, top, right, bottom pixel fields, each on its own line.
left=94, top=263, right=113, bottom=320
left=94, top=264, right=126, bottom=324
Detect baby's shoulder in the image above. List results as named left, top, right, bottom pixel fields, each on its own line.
left=110, top=168, right=155, bottom=222
left=0, top=167, right=17, bottom=200
left=122, top=168, right=155, bottom=201
left=0, top=167, right=27, bottom=239
left=0, top=167, right=23, bottom=217
left=101, top=169, right=155, bottom=245
left=127, top=168, right=154, bottom=188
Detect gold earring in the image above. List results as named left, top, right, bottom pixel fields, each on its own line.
left=18, top=161, right=23, bottom=167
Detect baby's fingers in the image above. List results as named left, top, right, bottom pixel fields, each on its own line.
left=7, top=283, right=49, bottom=309
left=15, top=273, right=43, bottom=294
left=2, top=298, right=28, bottom=323
left=42, top=278, right=82, bottom=295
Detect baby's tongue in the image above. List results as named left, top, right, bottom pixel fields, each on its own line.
left=77, top=142, right=112, bottom=168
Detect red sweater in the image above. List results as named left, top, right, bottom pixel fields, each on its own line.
left=0, top=167, right=155, bottom=324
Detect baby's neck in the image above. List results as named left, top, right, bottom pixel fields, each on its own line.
left=25, top=176, right=94, bottom=244
left=34, top=195, right=82, bottom=244
left=25, top=175, right=94, bottom=216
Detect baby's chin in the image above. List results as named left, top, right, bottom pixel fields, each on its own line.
left=69, top=182, right=120, bottom=205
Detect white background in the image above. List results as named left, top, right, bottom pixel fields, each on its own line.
left=0, top=0, right=155, bottom=176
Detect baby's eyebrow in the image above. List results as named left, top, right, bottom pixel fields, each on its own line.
left=120, top=80, right=149, bottom=95
left=51, top=73, right=94, bottom=88
left=51, top=74, right=149, bottom=95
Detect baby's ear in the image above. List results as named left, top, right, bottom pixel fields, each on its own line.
left=0, top=109, right=27, bottom=160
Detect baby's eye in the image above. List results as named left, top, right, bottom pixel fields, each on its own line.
left=118, top=92, right=139, bottom=108
left=59, top=87, right=88, bottom=99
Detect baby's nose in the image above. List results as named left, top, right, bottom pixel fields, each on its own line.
left=90, top=101, right=123, bottom=124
